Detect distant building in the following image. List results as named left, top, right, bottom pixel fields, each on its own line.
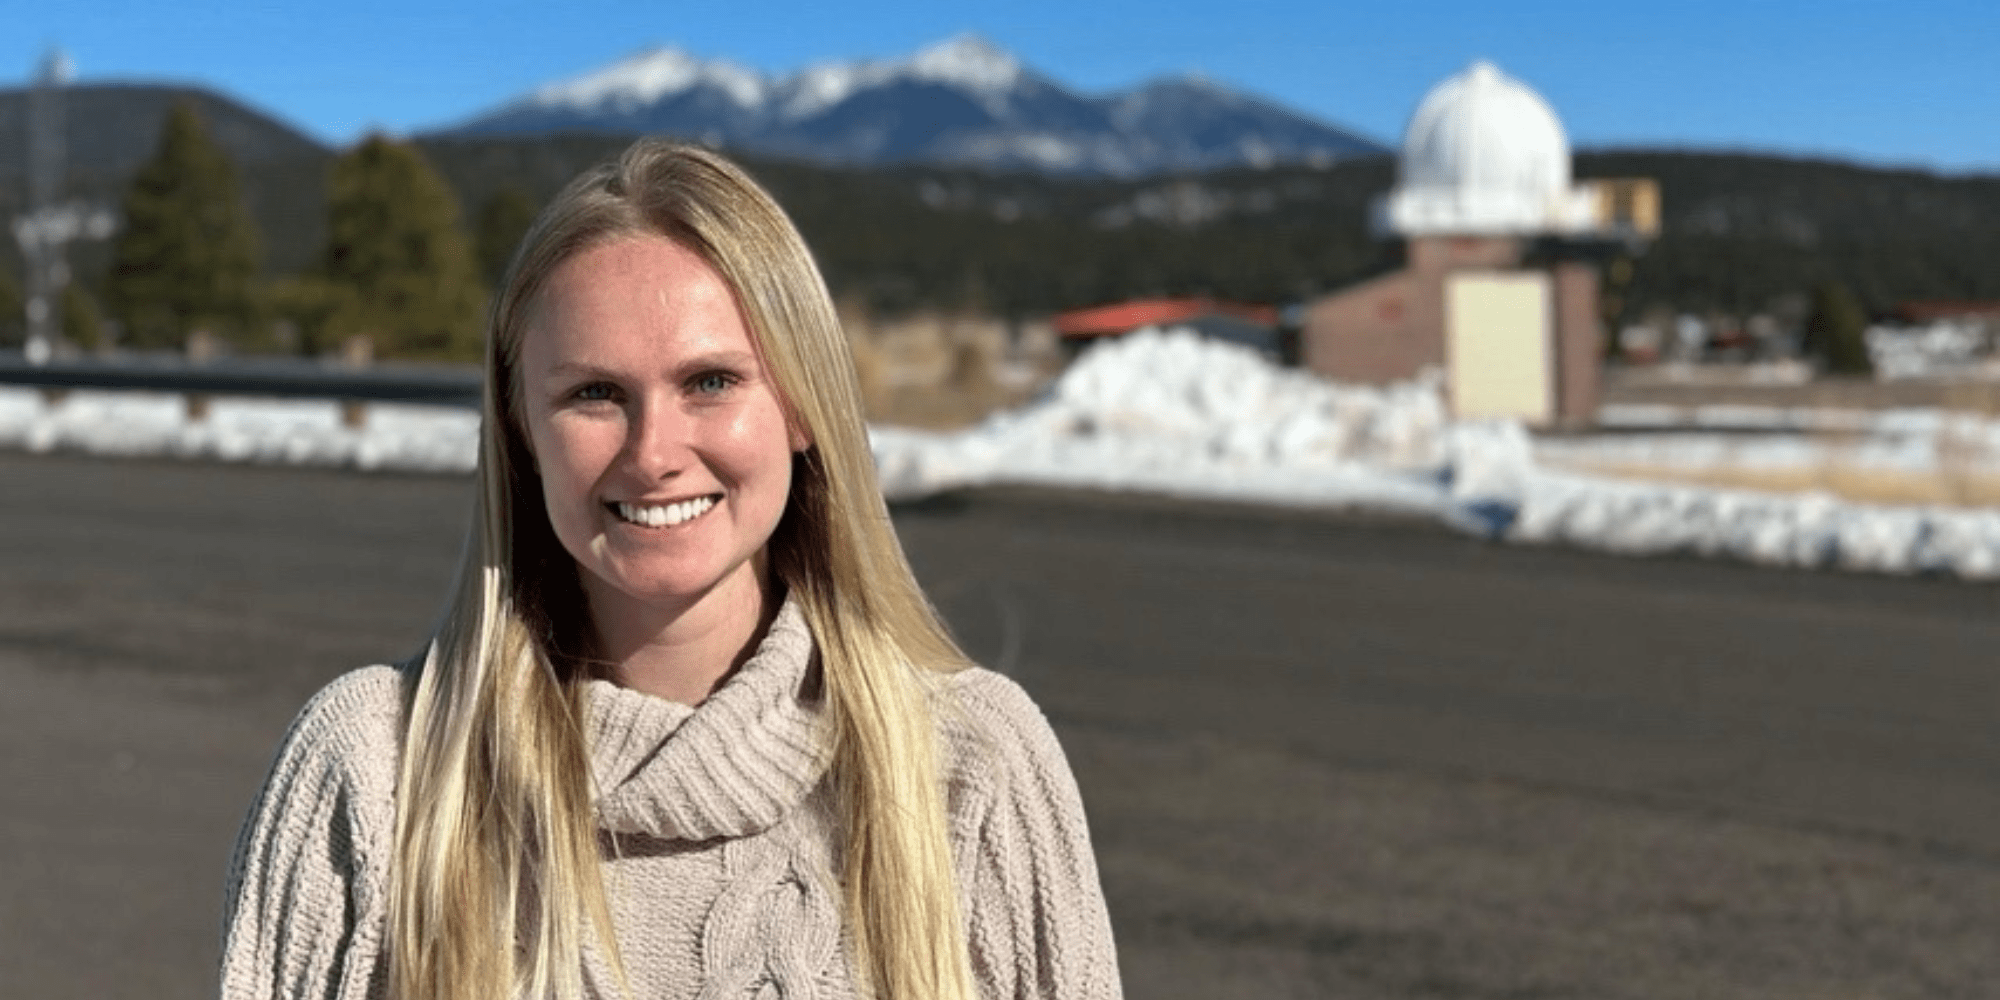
left=1054, top=297, right=1283, bottom=358
left=1301, top=61, right=1657, bottom=428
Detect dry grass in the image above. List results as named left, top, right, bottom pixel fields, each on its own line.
left=1545, top=458, right=2000, bottom=508
left=1604, top=367, right=2000, bottom=414
left=1574, top=373, right=2000, bottom=507
left=842, top=307, right=1061, bottom=429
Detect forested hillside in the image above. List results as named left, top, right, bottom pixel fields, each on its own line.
left=1577, top=151, right=2000, bottom=315
left=415, top=140, right=2000, bottom=320
left=10, top=83, right=2000, bottom=335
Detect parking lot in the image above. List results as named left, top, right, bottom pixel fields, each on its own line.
left=4, top=452, right=1998, bottom=998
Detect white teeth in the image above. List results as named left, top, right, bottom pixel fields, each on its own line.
left=617, top=496, right=717, bottom=528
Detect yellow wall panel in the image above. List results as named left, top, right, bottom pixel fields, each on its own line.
left=1447, top=271, right=1553, bottom=424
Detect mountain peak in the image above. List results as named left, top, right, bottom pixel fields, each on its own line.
left=443, top=35, right=1388, bottom=175
left=908, top=33, right=1022, bottom=92
left=529, top=47, right=765, bottom=112
left=781, top=34, right=1026, bottom=122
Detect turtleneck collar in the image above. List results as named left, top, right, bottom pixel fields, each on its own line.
left=583, top=596, right=830, bottom=840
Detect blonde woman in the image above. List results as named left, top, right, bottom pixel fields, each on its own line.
left=220, top=141, right=1120, bottom=1000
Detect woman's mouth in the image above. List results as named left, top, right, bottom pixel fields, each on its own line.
left=610, top=495, right=719, bottom=528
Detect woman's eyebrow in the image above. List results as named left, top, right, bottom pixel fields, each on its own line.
left=541, top=361, right=621, bottom=381
left=541, top=352, right=761, bottom=381
left=672, top=349, right=759, bottom=370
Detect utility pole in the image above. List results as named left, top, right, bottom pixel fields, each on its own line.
left=20, top=48, right=69, bottom=361
left=13, top=48, right=113, bottom=363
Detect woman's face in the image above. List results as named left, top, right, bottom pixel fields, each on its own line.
left=517, top=235, right=805, bottom=618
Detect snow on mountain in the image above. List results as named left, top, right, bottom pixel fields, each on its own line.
left=777, top=35, right=1031, bottom=123
left=906, top=34, right=1024, bottom=108
left=1108, top=74, right=1373, bottom=170
left=437, top=35, right=1387, bottom=176
left=778, top=62, right=883, bottom=123
left=527, top=47, right=767, bottom=113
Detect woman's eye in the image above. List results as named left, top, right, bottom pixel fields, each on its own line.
left=690, top=371, right=737, bottom=396
left=574, top=382, right=617, bottom=402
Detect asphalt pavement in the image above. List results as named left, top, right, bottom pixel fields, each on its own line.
left=3, top=452, right=1997, bottom=999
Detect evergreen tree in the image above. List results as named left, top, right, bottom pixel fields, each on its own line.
left=324, top=136, right=486, bottom=361
left=475, top=186, right=538, bottom=288
left=1803, top=281, right=1873, bottom=376
left=60, top=282, right=105, bottom=349
left=105, top=101, right=263, bottom=350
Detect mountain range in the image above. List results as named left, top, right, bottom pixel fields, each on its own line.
left=4, top=38, right=1997, bottom=320
left=436, top=34, right=1389, bottom=176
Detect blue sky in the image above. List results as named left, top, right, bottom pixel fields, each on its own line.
left=10, top=0, right=1997, bottom=173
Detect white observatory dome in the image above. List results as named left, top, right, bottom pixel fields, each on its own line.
left=1379, top=61, right=1595, bottom=236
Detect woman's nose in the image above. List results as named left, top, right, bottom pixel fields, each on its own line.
left=627, top=398, right=691, bottom=481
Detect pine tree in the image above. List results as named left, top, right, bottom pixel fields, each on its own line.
left=1804, top=281, right=1873, bottom=376
left=324, top=136, right=486, bottom=361
left=475, top=186, right=539, bottom=288
left=105, top=101, right=263, bottom=350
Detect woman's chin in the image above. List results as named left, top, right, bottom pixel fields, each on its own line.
left=581, top=554, right=763, bottom=615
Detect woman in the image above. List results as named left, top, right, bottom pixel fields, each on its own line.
left=221, top=142, right=1120, bottom=1000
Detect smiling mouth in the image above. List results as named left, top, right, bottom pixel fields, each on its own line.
left=610, top=495, right=720, bottom=528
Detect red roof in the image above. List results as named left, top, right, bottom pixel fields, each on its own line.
left=1054, top=298, right=1279, bottom=339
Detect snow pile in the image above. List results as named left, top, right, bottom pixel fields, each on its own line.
left=7, top=329, right=2000, bottom=580
left=870, top=327, right=2000, bottom=579
left=0, top=387, right=480, bottom=473
left=1602, top=402, right=1885, bottom=433
left=1866, top=320, right=1991, bottom=380
left=871, top=327, right=1465, bottom=517
left=1539, top=411, right=2000, bottom=479
left=1507, top=468, right=2000, bottom=578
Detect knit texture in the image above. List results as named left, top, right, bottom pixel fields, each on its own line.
left=220, top=599, right=1122, bottom=999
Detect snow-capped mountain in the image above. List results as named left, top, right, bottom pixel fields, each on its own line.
left=435, top=35, right=1387, bottom=175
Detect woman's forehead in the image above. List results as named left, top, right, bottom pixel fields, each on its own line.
left=525, top=238, right=749, bottom=347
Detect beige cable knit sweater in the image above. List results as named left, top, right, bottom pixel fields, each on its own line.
left=220, top=599, right=1122, bottom=999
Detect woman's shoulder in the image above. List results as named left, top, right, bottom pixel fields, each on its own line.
left=928, top=668, right=1124, bottom=997
left=933, top=665, right=1049, bottom=744
left=929, top=667, right=1078, bottom=810
left=222, top=665, right=406, bottom=997
left=263, top=664, right=407, bottom=812
left=286, top=665, right=405, bottom=749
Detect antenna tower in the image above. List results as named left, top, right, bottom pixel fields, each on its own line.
left=16, top=48, right=71, bottom=361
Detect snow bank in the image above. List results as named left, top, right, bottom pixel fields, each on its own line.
left=870, top=328, right=1459, bottom=518
left=6, top=329, right=2000, bottom=580
left=1505, top=467, right=2000, bottom=578
left=0, top=387, right=480, bottom=474
left=1867, top=319, right=1992, bottom=380
left=870, top=328, right=2000, bottom=580
left=1539, top=413, right=2000, bottom=479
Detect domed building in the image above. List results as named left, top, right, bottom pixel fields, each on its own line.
left=1301, top=61, right=1656, bottom=428
left=1381, top=60, right=1600, bottom=236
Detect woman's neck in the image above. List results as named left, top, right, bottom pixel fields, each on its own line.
left=582, top=560, right=779, bottom=705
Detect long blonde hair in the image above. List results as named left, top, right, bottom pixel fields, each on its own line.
left=391, top=142, right=976, bottom=1000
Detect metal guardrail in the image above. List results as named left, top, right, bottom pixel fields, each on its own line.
left=0, top=351, right=484, bottom=407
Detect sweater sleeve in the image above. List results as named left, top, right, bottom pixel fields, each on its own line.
left=947, top=672, right=1123, bottom=1000
left=220, top=668, right=399, bottom=1000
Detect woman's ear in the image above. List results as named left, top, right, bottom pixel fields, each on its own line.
left=788, top=420, right=813, bottom=454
